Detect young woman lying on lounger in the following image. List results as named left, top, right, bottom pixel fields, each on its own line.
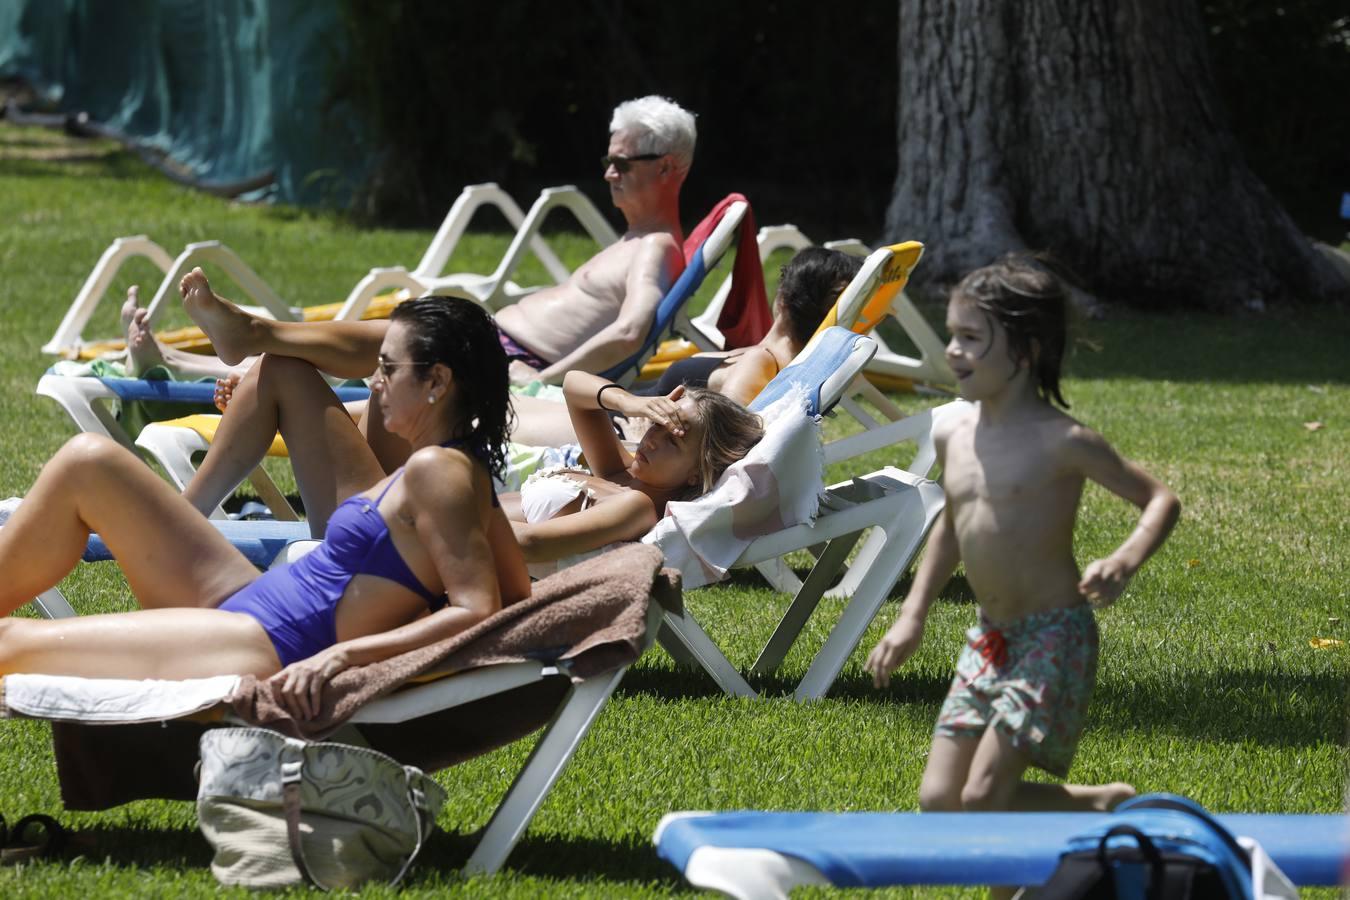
left=510, top=246, right=862, bottom=446
left=0, top=296, right=529, bottom=720
left=503, top=370, right=763, bottom=565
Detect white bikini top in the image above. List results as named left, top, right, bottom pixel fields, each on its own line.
left=519, top=466, right=597, bottom=524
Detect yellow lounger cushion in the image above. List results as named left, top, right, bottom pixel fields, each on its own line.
left=159, top=414, right=289, bottom=458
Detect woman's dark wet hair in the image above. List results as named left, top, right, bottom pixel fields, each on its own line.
left=391, top=295, right=514, bottom=482
left=952, top=256, right=1071, bottom=408
left=776, top=247, right=864, bottom=347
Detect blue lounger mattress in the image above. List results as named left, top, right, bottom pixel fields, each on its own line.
left=94, top=377, right=369, bottom=405
left=655, top=810, right=1347, bottom=889
left=84, top=519, right=311, bottom=568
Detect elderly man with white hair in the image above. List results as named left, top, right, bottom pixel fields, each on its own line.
left=159, top=96, right=699, bottom=512
left=496, top=94, right=695, bottom=386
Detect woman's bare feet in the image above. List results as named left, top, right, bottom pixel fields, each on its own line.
left=179, top=267, right=257, bottom=365
left=122, top=286, right=167, bottom=376
left=214, top=371, right=243, bottom=413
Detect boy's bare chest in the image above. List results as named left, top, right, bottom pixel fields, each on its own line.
left=943, top=427, right=1069, bottom=506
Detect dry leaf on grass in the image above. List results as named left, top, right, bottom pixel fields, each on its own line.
left=1308, top=638, right=1344, bottom=650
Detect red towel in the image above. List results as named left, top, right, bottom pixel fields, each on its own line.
left=682, top=193, right=770, bottom=349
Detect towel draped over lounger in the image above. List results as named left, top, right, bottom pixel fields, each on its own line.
left=4, top=543, right=676, bottom=810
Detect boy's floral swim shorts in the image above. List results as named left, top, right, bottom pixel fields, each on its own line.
left=935, top=604, right=1098, bottom=777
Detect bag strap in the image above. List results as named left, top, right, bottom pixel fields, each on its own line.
left=1098, top=824, right=1166, bottom=900
left=384, top=768, right=434, bottom=887
left=1117, top=794, right=1252, bottom=867
left=279, top=741, right=331, bottom=891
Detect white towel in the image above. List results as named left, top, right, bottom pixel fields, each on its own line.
left=0, top=673, right=240, bottom=723
left=643, top=389, right=824, bottom=589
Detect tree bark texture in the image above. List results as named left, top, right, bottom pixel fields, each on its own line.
left=885, top=0, right=1349, bottom=308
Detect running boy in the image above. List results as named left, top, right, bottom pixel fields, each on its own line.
left=865, top=258, right=1180, bottom=814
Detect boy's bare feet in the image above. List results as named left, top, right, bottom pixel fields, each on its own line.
left=1089, top=782, right=1137, bottom=811
left=179, top=267, right=256, bottom=365
left=122, top=286, right=166, bottom=376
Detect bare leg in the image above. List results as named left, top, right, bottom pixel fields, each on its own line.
left=123, top=287, right=166, bottom=376
left=183, top=354, right=387, bottom=534
left=124, top=284, right=252, bottom=380
left=0, top=608, right=279, bottom=679
left=918, top=733, right=981, bottom=811
left=1008, top=779, right=1136, bottom=812
left=509, top=393, right=583, bottom=446
left=961, top=727, right=1035, bottom=811
left=0, top=434, right=260, bottom=617
left=179, top=267, right=387, bottom=376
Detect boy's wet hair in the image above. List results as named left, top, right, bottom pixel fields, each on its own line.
left=952, top=256, right=1071, bottom=408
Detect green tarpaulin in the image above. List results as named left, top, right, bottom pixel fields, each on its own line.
left=0, top=0, right=370, bottom=205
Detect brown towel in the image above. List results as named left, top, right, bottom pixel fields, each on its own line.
left=52, top=543, right=680, bottom=810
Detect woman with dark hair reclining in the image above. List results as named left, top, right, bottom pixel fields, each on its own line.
left=0, top=296, right=528, bottom=720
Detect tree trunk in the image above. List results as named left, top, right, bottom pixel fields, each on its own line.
left=885, top=0, right=1350, bottom=309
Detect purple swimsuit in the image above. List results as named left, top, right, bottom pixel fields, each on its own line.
left=219, top=447, right=494, bottom=666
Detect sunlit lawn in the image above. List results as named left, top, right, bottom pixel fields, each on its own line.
left=0, top=123, right=1346, bottom=897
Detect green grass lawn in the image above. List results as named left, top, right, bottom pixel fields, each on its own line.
left=1, top=122, right=1346, bottom=898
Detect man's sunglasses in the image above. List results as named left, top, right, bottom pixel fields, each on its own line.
left=601, top=153, right=665, bottom=173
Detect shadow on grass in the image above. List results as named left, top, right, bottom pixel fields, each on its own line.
left=48, top=824, right=678, bottom=887
left=418, top=830, right=677, bottom=885
left=1092, top=667, right=1344, bottom=748
left=1067, top=308, right=1350, bottom=385
left=53, top=825, right=212, bottom=868
left=0, top=151, right=148, bottom=181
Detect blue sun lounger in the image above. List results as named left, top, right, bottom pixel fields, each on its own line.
left=35, top=371, right=369, bottom=454
left=654, top=809, right=1346, bottom=897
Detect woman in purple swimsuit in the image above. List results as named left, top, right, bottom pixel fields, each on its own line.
left=0, top=297, right=529, bottom=720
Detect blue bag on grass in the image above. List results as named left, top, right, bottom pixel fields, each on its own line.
left=1032, top=794, right=1257, bottom=899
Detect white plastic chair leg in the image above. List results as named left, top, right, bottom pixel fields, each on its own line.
left=462, top=667, right=627, bottom=875
left=44, top=235, right=176, bottom=355
left=31, top=588, right=77, bottom=619
left=750, top=530, right=863, bottom=676
left=794, top=485, right=944, bottom=701
left=657, top=609, right=756, bottom=698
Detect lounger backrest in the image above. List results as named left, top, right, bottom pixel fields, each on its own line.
left=598, top=199, right=748, bottom=382
left=813, top=240, right=925, bottom=337
left=750, top=326, right=878, bottom=417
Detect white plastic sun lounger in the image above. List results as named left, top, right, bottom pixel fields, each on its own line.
left=650, top=328, right=948, bottom=701
left=9, top=544, right=674, bottom=877
left=42, top=183, right=616, bottom=358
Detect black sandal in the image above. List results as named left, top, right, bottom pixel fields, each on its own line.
left=0, top=813, right=66, bottom=864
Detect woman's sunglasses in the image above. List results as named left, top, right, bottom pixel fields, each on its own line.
left=376, top=355, right=427, bottom=379
left=601, top=153, right=665, bottom=174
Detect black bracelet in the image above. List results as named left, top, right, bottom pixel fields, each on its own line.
left=596, top=383, right=622, bottom=412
